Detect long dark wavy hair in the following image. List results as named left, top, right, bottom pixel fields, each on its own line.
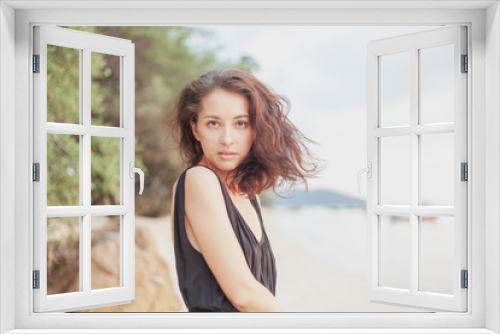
left=168, top=68, right=323, bottom=198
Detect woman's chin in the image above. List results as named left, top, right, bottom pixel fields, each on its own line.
left=218, top=161, right=238, bottom=170
left=213, top=158, right=240, bottom=171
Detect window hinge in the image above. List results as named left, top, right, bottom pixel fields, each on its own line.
left=33, top=270, right=40, bottom=289
left=461, top=270, right=468, bottom=289
left=33, top=54, right=40, bottom=73
left=461, top=54, right=468, bottom=73
left=461, top=162, right=468, bottom=181
left=33, top=163, right=40, bottom=182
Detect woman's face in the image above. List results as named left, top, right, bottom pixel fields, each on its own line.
left=191, top=89, right=255, bottom=179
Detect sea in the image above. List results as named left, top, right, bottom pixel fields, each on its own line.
left=262, top=206, right=455, bottom=312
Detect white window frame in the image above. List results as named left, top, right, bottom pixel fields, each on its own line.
left=366, top=26, right=468, bottom=312
left=1, top=1, right=499, bottom=333
left=33, top=25, right=136, bottom=313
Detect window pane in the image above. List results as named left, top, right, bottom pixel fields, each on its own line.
left=380, top=51, right=410, bottom=128
left=91, top=215, right=121, bottom=290
left=420, top=216, right=454, bottom=295
left=91, top=136, right=121, bottom=205
left=47, top=133, right=80, bottom=206
left=47, top=217, right=80, bottom=295
left=380, top=136, right=410, bottom=205
left=420, top=44, right=454, bottom=125
left=420, top=133, right=454, bottom=206
left=379, top=215, right=411, bottom=290
left=91, top=52, right=121, bottom=127
left=47, top=44, right=80, bottom=124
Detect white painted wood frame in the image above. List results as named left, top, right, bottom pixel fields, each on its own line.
left=32, top=26, right=135, bottom=313
left=14, top=10, right=485, bottom=332
left=0, top=2, right=16, bottom=333
left=0, top=1, right=498, bottom=333
left=367, top=26, right=468, bottom=312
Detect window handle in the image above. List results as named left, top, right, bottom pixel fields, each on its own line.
left=357, top=161, right=372, bottom=194
left=129, top=161, right=145, bottom=195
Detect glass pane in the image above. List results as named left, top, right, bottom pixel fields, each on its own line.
left=420, top=133, right=454, bottom=206
left=91, top=136, right=121, bottom=205
left=47, top=133, right=80, bottom=206
left=91, top=215, right=121, bottom=290
left=380, top=136, right=410, bottom=205
left=420, top=216, right=454, bottom=295
left=47, top=217, right=80, bottom=295
left=380, top=51, right=410, bottom=128
left=420, top=44, right=454, bottom=124
left=379, top=215, right=411, bottom=290
left=47, top=44, right=80, bottom=124
left=91, top=52, right=121, bottom=127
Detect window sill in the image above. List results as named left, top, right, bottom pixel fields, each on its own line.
left=3, top=329, right=497, bottom=334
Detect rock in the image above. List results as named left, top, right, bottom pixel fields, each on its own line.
left=47, top=216, right=182, bottom=312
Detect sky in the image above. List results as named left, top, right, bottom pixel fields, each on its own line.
left=187, top=26, right=455, bottom=204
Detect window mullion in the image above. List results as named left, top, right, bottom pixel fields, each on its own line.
left=90, top=126, right=130, bottom=138
left=410, top=47, right=419, bottom=295
left=78, top=48, right=84, bottom=294
left=82, top=47, right=91, bottom=295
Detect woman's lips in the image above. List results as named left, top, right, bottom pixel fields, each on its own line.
left=218, top=152, right=237, bottom=159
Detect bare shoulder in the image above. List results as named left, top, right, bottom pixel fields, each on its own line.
left=170, top=167, right=218, bottom=196
left=184, top=166, right=221, bottom=197
left=185, top=165, right=219, bottom=182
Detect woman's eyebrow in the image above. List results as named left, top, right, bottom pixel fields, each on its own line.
left=201, top=115, right=220, bottom=119
left=202, top=114, right=249, bottom=119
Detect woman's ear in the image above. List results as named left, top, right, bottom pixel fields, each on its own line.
left=191, top=121, right=200, bottom=141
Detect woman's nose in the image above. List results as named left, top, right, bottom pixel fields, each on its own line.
left=220, top=126, right=234, bottom=145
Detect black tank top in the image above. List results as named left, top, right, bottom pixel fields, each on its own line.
left=173, top=164, right=277, bottom=312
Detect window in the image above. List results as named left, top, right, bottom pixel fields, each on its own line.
left=33, top=25, right=138, bottom=312
left=1, top=1, right=498, bottom=333
left=366, top=26, right=468, bottom=312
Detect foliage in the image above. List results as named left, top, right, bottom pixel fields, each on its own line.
left=47, top=26, right=258, bottom=215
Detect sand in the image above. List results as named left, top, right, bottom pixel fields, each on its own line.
left=138, top=210, right=424, bottom=313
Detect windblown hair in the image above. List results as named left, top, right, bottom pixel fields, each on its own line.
left=168, top=68, right=322, bottom=198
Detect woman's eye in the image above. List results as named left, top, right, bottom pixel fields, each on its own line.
left=236, top=121, right=248, bottom=128
left=207, top=121, right=218, bottom=127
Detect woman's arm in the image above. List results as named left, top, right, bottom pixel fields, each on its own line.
left=184, top=166, right=281, bottom=312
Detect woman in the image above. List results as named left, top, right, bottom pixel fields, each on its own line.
left=168, top=69, right=320, bottom=312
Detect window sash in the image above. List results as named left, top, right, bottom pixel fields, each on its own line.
left=32, top=25, right=136, bottom=313
left=9, top=5, right=492, bottom=332
left=366, top=25, right=468, bottom=312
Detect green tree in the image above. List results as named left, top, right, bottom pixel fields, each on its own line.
left=46, top=44, right=80, bottom=206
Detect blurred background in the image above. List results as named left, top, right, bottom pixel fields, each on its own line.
left=46, top=25, right=456, bottom=312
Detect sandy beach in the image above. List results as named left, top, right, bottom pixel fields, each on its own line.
left=138, top=206, right=428, bottom=313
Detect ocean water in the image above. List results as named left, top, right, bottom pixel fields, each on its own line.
left=268, top=206, right=369, bottom=278
left=262, top=206, right=455, bottom=312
